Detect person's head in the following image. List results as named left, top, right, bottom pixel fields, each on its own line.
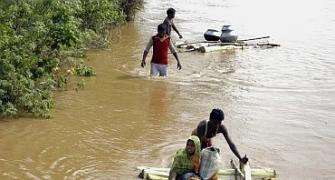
left=167, top=8, right=176, bottom=19
left=186, top=135, right=200, bottom=156
left=186, top=139, right=195, bottom=155
left=157, top=23, right=166, bottom=38
left=209, top=108, right=224, bottom=124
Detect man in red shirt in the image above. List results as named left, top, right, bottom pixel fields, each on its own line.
left=141, top=23, right=181, bottom=76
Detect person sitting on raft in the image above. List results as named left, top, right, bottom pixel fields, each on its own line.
left=169, top=135, right=201, bottom=180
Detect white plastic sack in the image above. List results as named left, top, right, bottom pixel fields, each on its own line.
left=199, top=146, right=221, bottom=180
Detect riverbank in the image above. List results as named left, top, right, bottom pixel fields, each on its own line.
left=0, top=0, right=143, bottom=118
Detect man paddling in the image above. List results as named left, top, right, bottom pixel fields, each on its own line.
left=191, top=108, right=248, bottom=163
left=141, top=23, right=181, bottom=76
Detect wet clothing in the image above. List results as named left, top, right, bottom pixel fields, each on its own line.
left=163, top=17, right=174, bottom=36
left=144, top=34, right=177, bottom=65
left=170, top=136, right=201, bottom=177
left=150, top=63, right=167, bottom=76
left=144, top=34, right=178, bottom=77
left=192, top=120, right=225, bottom=149
left=152, top=35, right=169, bottom=64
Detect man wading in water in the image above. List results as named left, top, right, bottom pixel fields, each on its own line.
left=192, top=109, right=248, bottom=163
left=141, top=23, right=181, bottom=76
left=163, top=8, right=183, bottom=39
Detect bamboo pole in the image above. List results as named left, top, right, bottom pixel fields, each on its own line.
left=238, top=36, right=270, bottom=42
left=198, top=45, right=243, bottom=53
left=175, top=40, right=219, bottom=48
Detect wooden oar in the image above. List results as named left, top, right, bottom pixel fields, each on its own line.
left=240, top=162, right=252, bottom=180
left=230, top=159, right=252, bottom=180
left=231, top=159, right=244, bottom=180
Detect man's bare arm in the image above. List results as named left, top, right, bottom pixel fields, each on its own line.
left=172, top=23, right=183, bottom=39
left=141, top=50, right=148, bottom=67
left=221, top=125, right=243, bottom=160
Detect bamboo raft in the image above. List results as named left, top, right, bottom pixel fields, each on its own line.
left=138, top=160, right=276, bottom=180
left=176, top=36, right=280, bottom=53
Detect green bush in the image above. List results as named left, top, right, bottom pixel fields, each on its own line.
left=0, top=0, right=140, bottom=118
left=78, top=0, right=126, bottom=31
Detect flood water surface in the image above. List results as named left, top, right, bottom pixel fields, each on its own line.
left=1, top=0, right=335, bottom=179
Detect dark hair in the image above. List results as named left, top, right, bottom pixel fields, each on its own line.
left=157, top=23, right=166, bottom=33
left=209, top=108, right=224, bottom=122
left=167, top=8, right=176, bottom=15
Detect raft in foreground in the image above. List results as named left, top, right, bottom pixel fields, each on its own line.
left=137, top=166, right=276, bottom=180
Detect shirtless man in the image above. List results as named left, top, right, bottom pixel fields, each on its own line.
left=192, top=108, right=248, bottom=163
left=163, top=8, right=183, bottom=39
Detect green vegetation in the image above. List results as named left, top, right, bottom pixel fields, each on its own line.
left=0, top=0, right=142, bottom=118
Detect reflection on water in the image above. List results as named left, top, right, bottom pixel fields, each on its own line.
left=1, top=0, right=335, bottom=179
left=148, top=80, right=168, bottom=120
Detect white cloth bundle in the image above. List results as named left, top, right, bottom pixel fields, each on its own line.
left=199, top=146, right=221, bottom=179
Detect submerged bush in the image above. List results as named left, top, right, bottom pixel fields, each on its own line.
left=0, top=0, right=140, bottom=118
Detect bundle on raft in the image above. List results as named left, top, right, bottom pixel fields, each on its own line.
left=176, top=36, right=280, bottom=53
left=137, top=160, right=276, bottom=180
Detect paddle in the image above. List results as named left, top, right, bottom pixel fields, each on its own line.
left=230, top=159, right=245, bottom=180
left=230, top=155, right=252, bottom=180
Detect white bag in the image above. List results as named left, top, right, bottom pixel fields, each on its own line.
left=199, top=146, right=221, bottom=180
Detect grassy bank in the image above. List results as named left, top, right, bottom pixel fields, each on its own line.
left=0, top=0, right=142, bottom=118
